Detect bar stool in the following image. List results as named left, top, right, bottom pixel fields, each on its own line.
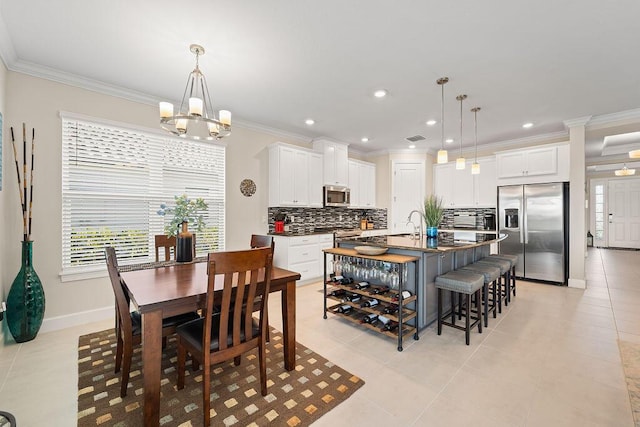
left=475, top=257, right=512, bottom=308
left=487, top=254, right=517, bottom=302
left=435, top=270, right=484, bottom=345
left=459, top=263, right=501, bottom=327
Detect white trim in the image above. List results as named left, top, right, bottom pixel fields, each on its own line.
left=563, top=116, right=592, bottom=128
left=568, top=278, right=586, bottom=289
left=60, top=266, right=107, bottom=283
left=39, top=306, right=114, bottom=334
left=587, top=108, right=640, bottom=128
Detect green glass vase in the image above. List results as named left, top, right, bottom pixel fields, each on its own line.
left=7, top=241, right=46, bottom=343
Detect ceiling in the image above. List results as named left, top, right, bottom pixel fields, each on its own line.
left=1, top=1, right=640, bottom=165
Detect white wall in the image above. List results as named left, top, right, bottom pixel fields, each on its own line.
left=0, top=60, right=7, bottom=343
left=1, top=71, right=305, bottom=338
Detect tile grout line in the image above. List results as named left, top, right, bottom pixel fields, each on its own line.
left=0, top=343, right=22, bottom=394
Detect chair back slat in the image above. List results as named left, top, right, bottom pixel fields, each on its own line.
left=154, top=235, right=176, bottom=262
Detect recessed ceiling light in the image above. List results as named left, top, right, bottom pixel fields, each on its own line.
left=361, top=137, right=369, bottom=143
left=409, top=144, right=416, bottom=149
left=446, top=138, right=454, bottom=144
left=305, top=118, right=315, bottom=125
left=426, top=120, right=437, bottom=126
left=522, top=122, right=533, bottom=129
left=373, top=89, right=387, bottom=98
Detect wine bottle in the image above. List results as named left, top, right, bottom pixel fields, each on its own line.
left=341, top=293, right=361, bottom=303
left=383, top=303, right=399, bottom=314
left=328, top=288, right=346, bottom=297
left=355, top=281, right=370, bottom=290
left=334, top=304, right=352, bottom=314
left=331, top=275, right=344, bottom=282
left=361, top=313, right=378, bottom=324
left=381, top=320, right=399, bottom=332
left=360, top=298, right=379, bottom=308
left=391, top=290, right=412, bottom=302
left=377, top=315, right=390, bottom=327
left=339, top=277, right=354, bottom=285
left=371, top=285, right=390, bottom=295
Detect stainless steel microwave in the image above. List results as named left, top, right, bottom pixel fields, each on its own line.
left=323, top=185, right=350, bottom=207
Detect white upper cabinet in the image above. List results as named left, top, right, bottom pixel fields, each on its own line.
left=313, top=140, right=349, bottom=186
left=308, top=152, right=323, bottom=207
left=433, top=156, right=497, bottom=208
left=348, top=159, right=376, bottom=208
left=269, top=143, right=321, bottom=207
left=496, top=143, right=569, bottom=185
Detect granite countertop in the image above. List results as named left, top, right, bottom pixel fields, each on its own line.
left=337, top=231, right=506, bottom=253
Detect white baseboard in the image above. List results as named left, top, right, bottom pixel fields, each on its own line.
left=568, top=278, right=586, bottom=289
left=39, top=306, right=114, bottom=334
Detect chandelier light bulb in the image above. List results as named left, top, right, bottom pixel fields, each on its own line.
left=159, top=102, right=173, bottom=119
left=176, top=119, right=187, bottom=134
left=188, top=97, right=203, bottom=116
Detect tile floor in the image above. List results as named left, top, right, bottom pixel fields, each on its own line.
left=0, top=248, right=638, bottom=426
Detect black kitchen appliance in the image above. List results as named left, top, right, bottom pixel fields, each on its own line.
left=483, top=213, right=496, bottom=230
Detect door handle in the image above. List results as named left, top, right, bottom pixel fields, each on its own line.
left=609, top=213, right=613, bottom=223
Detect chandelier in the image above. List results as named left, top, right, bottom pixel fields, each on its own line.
left=615, top=164, right=636, bottom=176
left=159, top=44, right=231, bottom=140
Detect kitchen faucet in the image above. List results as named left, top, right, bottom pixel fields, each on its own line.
left=407, top=210, right=424, bottom=241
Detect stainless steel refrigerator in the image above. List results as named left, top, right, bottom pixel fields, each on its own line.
left=498, top=182, right=569, bottom=284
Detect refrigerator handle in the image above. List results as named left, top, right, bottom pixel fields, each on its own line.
left=523, top=204, right=528, bottom=244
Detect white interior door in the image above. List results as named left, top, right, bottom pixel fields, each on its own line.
left=391, top=160, right=425, bottom=233
left=608, top=178, right=640, bottom=248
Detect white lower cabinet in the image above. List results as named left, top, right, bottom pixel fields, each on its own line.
left=273, top=234, right=334, bottom=282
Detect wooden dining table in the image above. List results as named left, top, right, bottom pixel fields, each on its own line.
left=120, top=259, right=301, bottom=426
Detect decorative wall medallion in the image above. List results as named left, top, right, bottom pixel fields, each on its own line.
left=240, top=179, right=256, bottom=197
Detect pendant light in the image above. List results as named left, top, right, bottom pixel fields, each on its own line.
left=471, top=107, right=481, bottom=175
left=630, top=149, right=640, bottom=159
left=436, top=77, right=449, bottom=164
left=455, top=94, right=467, bottom=170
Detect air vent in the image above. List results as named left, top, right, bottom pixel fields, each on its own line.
left=405, top=135, right=426, bottom=142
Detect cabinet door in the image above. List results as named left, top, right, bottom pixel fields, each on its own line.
left=496, top=151, right=526, bottom=178
left=434, top=163, right=454, bottom=207
left=334, top=143, right=349, bottom=186
left=361, top=163, right=376, bottom=208
left=348, top=161, right=361, bottom=207
left=308, top=153, right=323, bottom=207
left=525, top=146, right=557, bottom=176
left=451, top=165, right=475, bottom=207
left=474, top=158, right=497, bottom=207
left=278, top=147, right=297, bottom=205
left=323, top=142, right=349, bottom=186
left=292, top=150, right=309, bottom=205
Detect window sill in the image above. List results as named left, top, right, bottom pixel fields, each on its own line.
left=59, top=267, right=107, bottom=283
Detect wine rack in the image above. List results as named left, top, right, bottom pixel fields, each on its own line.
left=322, top=247, right=420, bottom=351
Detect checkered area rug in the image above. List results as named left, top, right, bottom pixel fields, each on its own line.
left=77, top=328, right=364, bottom=426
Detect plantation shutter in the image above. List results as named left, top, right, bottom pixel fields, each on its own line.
left=61, top=113, right=225, bottom=278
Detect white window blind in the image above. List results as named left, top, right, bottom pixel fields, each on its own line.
left=61, top=115, right=225, bottom=276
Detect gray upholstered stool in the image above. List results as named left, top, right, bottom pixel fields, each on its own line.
left=435, top=270, right=484, bottom=345
left=476, top=257, right=512, bottom=307
left=487, top=253, right=517, bottom=302
left=460, top=263, right=501, bottom=327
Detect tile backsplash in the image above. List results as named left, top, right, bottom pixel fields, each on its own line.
left=267, top=207, right=387, bottom=234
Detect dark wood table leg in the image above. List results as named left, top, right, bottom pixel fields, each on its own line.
left=142, top=309, right=162, bottom=426
left=281, top=280, right=296, bottom=371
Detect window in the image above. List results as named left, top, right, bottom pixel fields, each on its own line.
left=61, top=113, right=225, bottom=279
left=594, top=183, right=605, bottom=241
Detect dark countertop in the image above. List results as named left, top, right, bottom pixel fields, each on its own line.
left=337, top=231, right=506, bottom=253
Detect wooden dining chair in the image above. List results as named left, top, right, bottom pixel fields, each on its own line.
left=154, top=234, right=176, bottom=262
left=250, top=234, right=275, bottom=340
left=176, top=247, right=274, bottom=426
left=105, top=247, right=199, bottom=397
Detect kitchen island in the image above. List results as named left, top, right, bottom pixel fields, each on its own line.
left=332, top=231, right=506, bottom=329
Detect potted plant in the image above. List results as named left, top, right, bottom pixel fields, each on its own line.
left=422, top=195, right=444, bottom=238
left=157, top=194, right=208, bottom=262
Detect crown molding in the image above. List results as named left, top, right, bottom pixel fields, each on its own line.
left=563, top=116, right=593, bottom=128
left=587, top=108, right=640, bottom=129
